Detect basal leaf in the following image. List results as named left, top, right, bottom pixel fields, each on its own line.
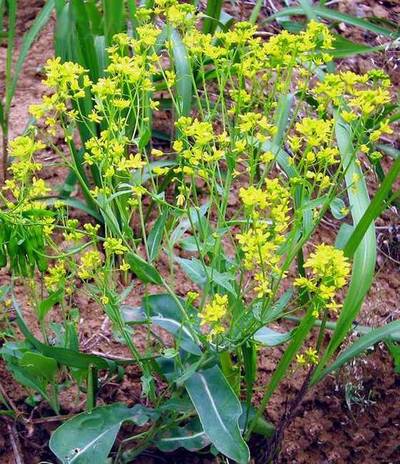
left=155, top=417, right=209, bottom=452
left=50, top=404, right=157, bottom=464
left=185, top=366, right=250, bottom=464
left=126, top=252, right=163, bottom=285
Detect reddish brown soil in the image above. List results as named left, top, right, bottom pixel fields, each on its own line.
left=0, top=1, right=400, bottom=463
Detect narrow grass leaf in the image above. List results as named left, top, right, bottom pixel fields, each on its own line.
left=203, top=0, right=223, bottom=35
left=265, top=6, right=399, bottom=38
left=344, top=154, right=400, bottom=257
left=313, top=320, right=400, bottom=384
left=6, top=0, right=54, bottom=110
left=148, top=210, right=167, bottom=262
left=169, top=27, right=192, bottom=117
left=312, top=118, right=376, bottom=383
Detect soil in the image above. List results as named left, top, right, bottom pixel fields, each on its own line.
left=0, top=1, right=400, bottom=463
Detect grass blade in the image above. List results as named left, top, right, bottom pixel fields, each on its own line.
left=344, top=154, right=400, bottom=257
left=312, top=320, right=400, bottom=384
left=312, top=118, right=376, bottom=383
left=6, top=0, right=55, bottom=110
left=298, top=0, right=317, bottom=21
left=103, top=0, right=125, bottom=47
left=265, top=6, right=399, bottom=38
left=169, top=27, right=192, bottom=117
left=203, top=0, right=223, bottom=35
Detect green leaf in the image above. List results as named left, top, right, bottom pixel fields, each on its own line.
left=103, top=0, right=125, bottom=47
left=169, top=27, right=192, bottom=117
left=265, top=5, right=399, bottom=38
left=175, top=257, right=236, bottom=294
left=50, top=404, right=157, bottom=463
left=170, top=203, right=209, bottom=245
left=70, top=0, right=101, bottom=81
left=20, top=351, right=57, bottom=383
left=312, top=118, right=376, bottom=383
left=126, top=252, right=163, bottom=285
left=330, top=34, right=381, bottom=58
left=38, top=288, right=64, bottom=324
left=254, top=327, right=292, bottom=346
left=123, top=294, right=201, bottom=355
left=330, top=197, right=347, bottom=219
left=46, top=197, right=102, bottom=222
left=147, top=211, right=167, bottom=262
left=14, top=303, right=118, bottom=370
left=344, top=153, right=400, bottom=257
left=203, top=0, right=223, bottom=35
left=175, top=256, right=206, bottom=287
left=299, top=0, right=317, bottom=21
left=1, top=342, right=59, bottom=413
left=313, top=320, right=400, bottom=384
left=155, top=417, right=210, bottom=452
left=6, top=0, right=55, bottom=110
left=185, top=366, right=250, bottom=464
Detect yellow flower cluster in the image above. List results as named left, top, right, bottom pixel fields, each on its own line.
left=103, top=237, right=128, bottom=256
left=237, top=179, right=291, bottom=298
left=78, top=250, right=103, bottom=279
left=313, top=69, right=391, bottom=118
left=44, top=262, right=67, bottom=291
left=200, top=294, right=228, bottom=339
left=296, top=347, right=319, bottom=366
left=295, top=244, right=351, bottom=314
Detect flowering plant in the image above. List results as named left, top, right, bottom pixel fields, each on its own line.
left=1, top=2, right=400, bottom=462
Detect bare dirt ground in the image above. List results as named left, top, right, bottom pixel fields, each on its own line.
left=0, top=1, right=399, bottom=463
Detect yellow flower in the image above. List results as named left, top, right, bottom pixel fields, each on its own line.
left=200, top=294, right=228, bottom=339
left=78, top=250, right=102, bottom=279
left=104, top=237, right=128, bottom=256
left=44, top=262, right=66, bottom=291
left=119, top=260, right=130, bottom=272
left=295, top=244, right=351, bottom=312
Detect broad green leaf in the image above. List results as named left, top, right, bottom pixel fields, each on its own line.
left=175, top=256, right=206, bottom=287
left=70, top=0, right=100, bottom=81
left=335, top=222, right=354, bottom=250
left=123, top=294, right=201, bottom=355
left=299, top=0, right=317, bottom=21
left=155, top=417, right=209, bottom=452
left=147, top=210, right=167, bottom=262
left=185, top=366, right=250, bottom=464
left=313, top=320, right=400, bottom=384
left=254, top=327, right=292, bottom=346
left=126, top=252, right=163, bottom=285
left=312, top=118, right=376, bottom=383
left=50, top=404, right=157, bottom=464
left=38, top=288, right=64, bottom=323
left=46, top=197, right=102, bottom=223
left=1, top=342, right=59, bottom=413
left=175, top=257, right=236, bottom=294
left=170, top=203, right=209, bottom=245
left=20, top=351, right=57, bottom=382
